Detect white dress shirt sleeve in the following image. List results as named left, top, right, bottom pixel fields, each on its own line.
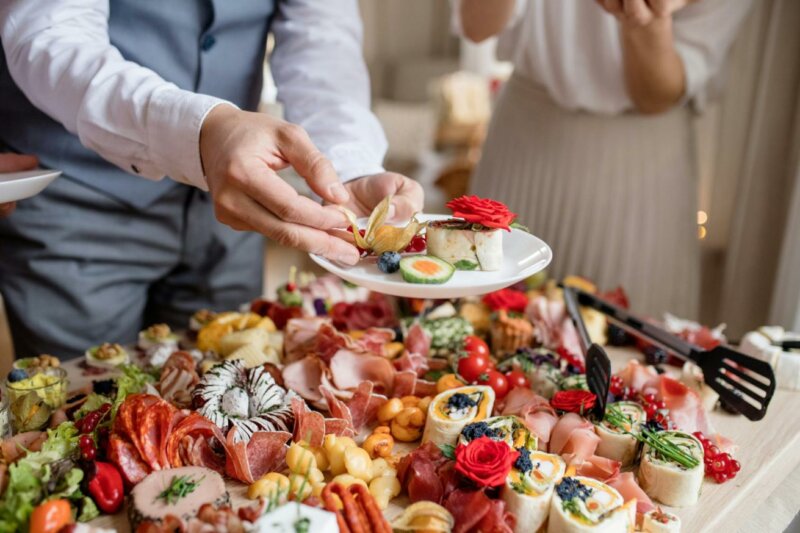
left=270, top=0, right=388, bottom=183
left=673, top=0, right=754, bottom=105
left=0, top=0, right=226, bottom=190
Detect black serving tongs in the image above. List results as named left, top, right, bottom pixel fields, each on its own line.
left=574, top=287, right=776, bottom=421
left=562, top=285, right=611, bottom=419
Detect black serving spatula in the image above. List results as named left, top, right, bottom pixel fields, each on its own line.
left=562, top=285, right=611, bottom=419
left=574, top=288, right=776, bottom=421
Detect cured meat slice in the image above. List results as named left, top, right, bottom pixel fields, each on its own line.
left=324, top=418, right=355, bottom=437
left=166, top=412, right=227, bottom=470
left=393, top=350, right=429, bottom=376
left=397, top=442, right=449, bottom=504
left=0, top=431, right=46, bottom=463
left=565, top=454, right=621, bottom=482
left=109, top=433, right=150, bottom=485
left=246, top=431, right=292, bottom=481
left=617, top=360, right=660, bottom=392
left=320, top=386, right=354, bottom=430
left=444, top=489, right=514, bottom=533
left=225, top=427, right=250, bottom=483
left=315, top=322, right=358, bottom=363
left=139, top=404, right=167, bottom=471
left=500, top=388, right=559, bottom=448
left=291, top=397, right=326, bottom=447
left=346, top=381, right=387, bottom=432
left=284, top=317, right=331, bottom=363
left=282, top=356, right=328, bottom=409
left=129, top=395, right=161, bottom=464
left=548, top=413, right=600, bottom=463
left=393, top=370, right=437, bottom=398
left=659, top=375, right=711, bottom=435
left=357, top=327, right=396, bottom=356
left=404, top=323, right=431, bottom=358
left=158, top=353, right=199, bottom=409
left=329, top=349, right=396, bottom=395
left=607, top=471, right=655, bottom=514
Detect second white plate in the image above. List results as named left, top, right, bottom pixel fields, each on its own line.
left=0, top=169, right=61, bottom=203
left=310, top=214, right=552, bottom=299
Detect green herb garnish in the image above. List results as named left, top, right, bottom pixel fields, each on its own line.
left=603, top=406, right=699, bottom=469
left=561, top=498, right=590, bottom=521
left=438, top=443, right=456, bottom=460
left=294, top=517, right=311, bottom=533
left=155, top=475, right=204, bottom=505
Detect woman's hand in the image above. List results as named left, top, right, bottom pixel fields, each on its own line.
left=336, top=172, right=424, bottom=221
left=200, top=105, right=361, bottom=265
left=596, top=0, right=698, bottom=26
left=0, top=153, right=39, bottom=217
left=596, top=0, right=693, bottom=114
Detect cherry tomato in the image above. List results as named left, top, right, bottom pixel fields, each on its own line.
left=457, top=354, right=489, bottom=383
left=477, top=370, right=510, bottom=399
left=463, top=335, right=490, bottom=359
left=505, top=370, right=530, bottom=390
left=29, top=499, right=73, bottom=533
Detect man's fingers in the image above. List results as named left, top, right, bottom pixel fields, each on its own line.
left=276, top=124, right=349, bottom=205
left=389, top=178, right=424, bottom=222
left=0, top=154, right=38, bottom=172
left=237, top=161, right=348, bottom=230
left=0, top=202, right=16, bottom=217
left=217, top=192, right=360, bottom=265
left=602, top=0, right=624, bottom=14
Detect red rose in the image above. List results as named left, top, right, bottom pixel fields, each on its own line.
left=482, top=289, right=529, bottom=313
left=446, top=195, right=518, bottom=231
left=454, top=436, right=519, bottom=487
left=550, top=390, right=597, bottom=414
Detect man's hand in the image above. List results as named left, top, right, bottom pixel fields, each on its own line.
left=200, top=105, right=361, bottom=265
left=337, top=172, right=424, bottom=221
left=0, top=153, right=39, bottom=217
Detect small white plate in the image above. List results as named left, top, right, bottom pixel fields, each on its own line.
left=0, top=169, right=61, bottom=203
left=310, top=214, right=553, bottom=298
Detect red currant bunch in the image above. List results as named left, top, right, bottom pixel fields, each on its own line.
left=640, top=392, right=668, bottom=421
left=609, top=375, right=624, bottom=398
left=79, top=434, right=97, bottom=461
left=75, top=402, right=112, bottom=434
left=404, top=234, right=427, bottom=253
left=693, top=431, right=741, bottom=483
left=555, top=346, right=586, bottom=373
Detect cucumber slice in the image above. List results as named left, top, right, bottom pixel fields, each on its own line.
left=399, top=255, right=455, bottom=284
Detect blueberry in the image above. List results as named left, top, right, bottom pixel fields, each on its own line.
left=377, top=251, right=401, bottom=274
left=643, top=345, right=668, bottom=365
left=8, top=368, right=27, bottom=383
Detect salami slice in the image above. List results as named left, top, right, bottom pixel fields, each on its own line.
left=139, top=401, right=169, bottom=471
left=247, top=431, right=292, bottom=480
left=165, top=412, right=226, bottom=469
left=346, top=381, right=386, bottom=432
left=291, top=397, right=326, bottom=447
left=225, top=427, right=251, bottom=483
left=109, top=434, right=150, bottom=486
left=324, top=418, right=356, bottom=438
left=320, top=386, right=353, bottom=431
left=129, top=395, right=160, bottom=464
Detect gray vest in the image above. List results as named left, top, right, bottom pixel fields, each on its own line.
left=0, top=0, right=275, bottom=208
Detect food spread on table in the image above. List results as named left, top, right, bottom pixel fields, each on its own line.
left=0, top=273, right=766, bottom=532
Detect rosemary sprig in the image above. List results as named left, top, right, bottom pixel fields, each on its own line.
left=155, top=475, right=204, bottom=505
left=603, top=406, right=699, bottom=469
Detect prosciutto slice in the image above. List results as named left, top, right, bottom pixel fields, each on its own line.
left=444, top=489, right=515, bottom=533
left=564, top=454, right=621, bottom=482
left=282, top=356, right=328, bottom=409
left=607, top=472, right=655, bottom=514
left=158, top=352, right=199, bottom=408
left=358, top=327, right=396, bottom=356
left=404, top=323, right=431, bottom=358
left=397, top=442, right=450, bottom=504
left=284, top=317, right=331, bottom=363
left=500, top=388, right=559, bottom=448
left=526, top=295, right=581, bottom=357
left=329, top=349, right=396, bottom=395
left=394, top=350, right=430, bottom=376
left=658, top=375, right=711, bottom=435
left=549, top=413, right=600, bottom=463
left=617, top=360, right=660, bottom=392
left=166, top=412, right=227, bottom=474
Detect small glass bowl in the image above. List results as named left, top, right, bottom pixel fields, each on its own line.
left=5, top=366, right=68, bottom=433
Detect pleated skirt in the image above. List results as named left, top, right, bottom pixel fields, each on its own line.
left=471, top=74, right=699, bottom=318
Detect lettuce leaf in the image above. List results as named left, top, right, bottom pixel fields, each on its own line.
left=73, top=393, right=113, bottom=420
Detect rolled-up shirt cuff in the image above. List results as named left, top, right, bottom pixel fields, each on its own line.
left=327, top=142, right=386, bottom=183
left=146, top=87, right=235, bottom=191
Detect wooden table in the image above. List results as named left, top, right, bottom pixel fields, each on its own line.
left=61, top=348, right=800, bottom=532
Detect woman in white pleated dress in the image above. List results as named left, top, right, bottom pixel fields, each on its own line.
left=454, top=0, right=752, bottom=318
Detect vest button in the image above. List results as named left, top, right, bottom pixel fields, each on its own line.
left=200, top=34, right=216, bottom=52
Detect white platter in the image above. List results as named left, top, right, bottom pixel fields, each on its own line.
left=310, top=214, right=553, bottom=298
left=0, top=169, right=61, bottom=203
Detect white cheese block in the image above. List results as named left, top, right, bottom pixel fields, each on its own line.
left=426, top=221, right=503, bottom=271
left=740, top=326, right=800, bottom=390
left=252, top=502, right=338, bottom=533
